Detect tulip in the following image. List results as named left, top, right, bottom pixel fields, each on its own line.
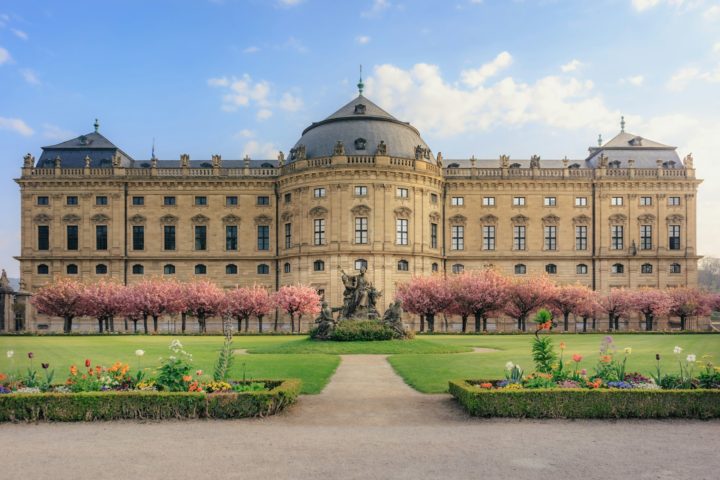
left=28, top=352, right=34, bottom=359
left=85, top=359, right=91, bottom=368
left=196, top=370, right=203, bottom=376
left=41, top=363, right=49, bottom=369
left=656, top=354, right=660, bottom=361
left=572, top=354, right=583, bottom=363
left=559, top=342, right=566, bottom=350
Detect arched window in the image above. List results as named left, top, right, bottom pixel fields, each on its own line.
left=641, top=263, right=653, bottom=274
left=257, top=264, right=270, bottom=274
left=66, top=264, right=78, bottom=275
left=431, top=262, right=439, bottom=272
left=447, top=163, right=460, bottom=168
left=611, top=263, right=624, bottom=274
left=354, top=259, right=367, bottom=270
left=284, top=262, right=291, bottom=273
left=37, top=264, right=49, bottom=275
left=95, top=264, right=108, bottom=275
left=545, top=264, right=557, bottom=274
left=195, top=264, right=207, bottom=275
left=451, top=264, right=464, bottom=274
left=131, top=264, right=144, bottom=275
left=261, top=162, right=274, bottom=169
left=226, top=264, right=238, bottom=275
left=200, top=162, right=213, bottom=168
left=397, top=260, right=409, bottom=271
left=576, top=264, right=588, bottom=275
left=670, top=263, right=681, bottom=274
left=514, top=264, right=527, bottom=275
left=313, top=260, right=325, bottom=272
left=163, top=264, right=176, bottom=275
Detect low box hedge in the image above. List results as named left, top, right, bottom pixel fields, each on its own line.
left=0, top=379, right=301, bottom=422
left=449, top=380, right=720, bottom=419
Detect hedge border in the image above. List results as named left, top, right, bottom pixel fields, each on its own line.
left=449, top=379, right=720, bottom=419
left=0, top=379, right=301, bottom=422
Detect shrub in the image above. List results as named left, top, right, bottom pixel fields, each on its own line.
left=311, top=320, right=397, bottom=341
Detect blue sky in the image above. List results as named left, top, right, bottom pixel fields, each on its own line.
left=1, top=0, right=719, bottom=276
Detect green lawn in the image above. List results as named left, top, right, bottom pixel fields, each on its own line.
left=248, top=337, right=471, bottom=354
left=388, top=334, right=720, bottom=393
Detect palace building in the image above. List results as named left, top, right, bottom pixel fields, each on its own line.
left=13, top=85, right=701, bottom=331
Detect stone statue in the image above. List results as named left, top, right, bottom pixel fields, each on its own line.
left=54, top=155, right=62, bottom=168
left=338, top=265, right=379, bottom=320
left=334, top=140, right=345, bottom=156
left=436, top=152, right=443, bottom=167
left=382, top=300, right=405, bottom=338
left=112, top=153, right=121, bottom=168
left=296, top=144, right=306, bottom=161
left=376, top=140, right=387, bottom=155
left=313, top=301, right=336, bottom=339
left=415, top=145, right=424, bottom=160
left=180, top=153, right=190, bottom=168
left=530, top=155, right=541, bottom=169
left=84, top=155, right=92, bottom=168
left=599, top=154, right=608, bottom=168
left=278, top=151, right=285, bottom=166
left=500, top=154, right=510, bottom=168
left=0, top=269, right=10, bottom=290
left=684, top=153, right=693, bottom=169
left=212, top=154, right=221, bottom=168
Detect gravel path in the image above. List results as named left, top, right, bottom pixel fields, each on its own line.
left=2, top=354, right=719, bottom=480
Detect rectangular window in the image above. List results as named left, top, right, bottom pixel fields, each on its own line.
left=611, top=225, right=624, bottom=250
left=164, top=225, right=176, bottom=251
left=38, top=225, right=49, bottom=251
left=451, top=196, right=464, bottom=206
left=95, top=196, right=108, bottom=206
left=513, top=225, right=526, bottom=250
left=257, top=196, right=270, bottom=206
left=397, top=187, right=408, bottom=198
left=314, top=219, right=326, bottom=245
left=575, top=197, right=587, bottom=207
left=195, top=226, right=207, bottom=251
left=354, top=186, right=367, bottom=196
left=132, top=226, right=144, bottom=250
left=314, top=188, right=326, bottom=198
left=513, top=197, right=526, bottom=206
left=575, top=226, right=587, bottom=251
left=257, top=225, right=270, bottom=250
left=194, top=196, right=207, bottom=206
left=611, top=196, right=623, bottom=206
left=396, top=219, right=408, bottom=245
left=544, top=226, right=557, bottom=251
left=284, top=193, right=291, bottom=204
left=669, top=225, right=681, bottom=250
left=67, top=225, right=79, bottom=250
left=430, top=223, right=438, bottom=249
left=430, top=193, right=438, bottom=203
left=544, top=197, right=557, bottom=206
left=37, top=196, right=49, bottom=206
left=640, top=196, right=652, bottom=206
left=132, top=196, right=144, bottom=206
left=668, top=196, right=681, bottom=206
left=66, top=196, right=78, bottom=206
left=226, top=196, right=238, bottom=206
left=483, top=225, right=495, bottom=251
left=285, top=223, right=292, bottom=249
left=452, top=225, right=465, bottom=250
left=226, top=225, right=238, bottom=251
left=640, top=225, right=653, bottom=250
left=95, top=225, right=108, bottom=250
left=355, top=217, right=368, bottom=244
left=163, top=196, right=176, bottom=206
left=483, top=197, right=495, bottom=206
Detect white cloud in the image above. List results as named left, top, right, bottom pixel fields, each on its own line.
left=632, top=0, right=713, bottom=13
left=362, top=0, right=391, bottom=17
left=42, top=123, right=75, bottom=140
left=0, top=116, right=33, bottom=136
left=0, top=47, right=11, bottom=65
left=714, top=42, right=720, bottom=53
left=207, top=76, right=230, bottom=87
left=233, top=129, right=255, bottom=139
left=356, top=35, right=371, bottom=45
left=243, top=46, right=260, bottom=54
left=632, top=0, right=661, bottom=11
left=705, top=5, right=720, bottom=20
left=242, top=140, right=277, bottom=159
left=257, top=109, right=273, bottom=120
left=20, top=69, right=40, bottom=85
left=460, top=51, right=513, bottom=87
left=667, top=65, right=720, bottom=90
left=278, top=0, right=303, bottom=6
left=621, top=74, right=645, bottom=86
left=279, top=92, right=303, bottom=111
left=209, top=74, right=303, bottom=119
left=561, top=59, right=583, bottom=73
left=11, top=28, right=27, bottom=40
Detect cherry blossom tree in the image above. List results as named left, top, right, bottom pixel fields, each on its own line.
left=78, top=281, right=125, bottom=333
left=503, top=276, right=554, bottom=332
left=548, top=284, right=596, bottom=332
left=224, top=285, right=274, bottom=332
left=573, top=288, right=600, bottom=332
left=125, top=279, right=183, bottom=333
left=274, top=285, right=321, bottom=333
left=597, top=288, right=633, bottom=331
left=447, top=270, right=509, bottom=332
left=396, top=275, right=453, bottom=333
left=629, top=288, right=673, bottom=331
left=667, top=287, right=712, bottom=330
left=32, top=278, right=86, bottom=333
left=184, top=280, right=225, bottom=333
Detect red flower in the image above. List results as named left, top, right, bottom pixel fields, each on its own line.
left=479, top=382, right=493, bottom=389
left=572, top=354, right=583, bottom=363
left=85, top=359, right=91, bottom=368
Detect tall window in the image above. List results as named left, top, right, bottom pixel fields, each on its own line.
left=194, top=226, right=207, bottom=250
left=640, top=225, right=652, bottom=250
left=226, top=225, right=238, bottom=251
left=285, top=223, right=292, bottom=249
left=398, top=260, right=409, bottom=271
left=431, top=262, right=439, bottom=272
left=284, top=193, right=291, bottom=203
left=670, top=263, right=681, bottom=274
left=513, top=226, right=526, bottom=251
left=544, top=226, right=557, bottom=251
left=67, top=225, right=79, bottom=251
left=430, top=223, right=438, bottom=249
left=396, top=219, right=408, bottom=245
left=257, top=225, right=269, bottom=250
left=313, top=260, right=325, bottom=272
left=396, top=187, right=409, bottom=198
left=355, top=259, right=367, bottom=270
left=355, top=217, right=368, bottom=244
left=575, top=226, right=587, bottom=251
left=544, top=197, right=556, bottom=206
left=354, top=186, right=367, bottom=196
left=430, top=193, right=438, bottom=203
left=611, top=225, right=624, bottom=250
left=164, top=226, right=175, bottom=251
left=314, top=188, right=326, bottom=198
left=284, top=262, right=291, bottom=273
left=669, top=225, right=681, bottom=250
left=451, top=196, right=464, bottom=206
left=132, top=226, right=144, bottom=250
left=482, top=226, right=495, bottom=250
left=451, top=225, right=464, bottom=250
left=314, top=219, right=326, bottom=245
left=95, top=225, right=108, bottom=250
left=38, top=225, right=49, bottom=251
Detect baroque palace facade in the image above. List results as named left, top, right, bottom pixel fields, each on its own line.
left=13, top=89, right=701, bottom=331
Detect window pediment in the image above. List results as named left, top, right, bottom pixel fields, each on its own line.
left=191, top=214, right=210, bottom=224
left=223, top=214, right=241, bottom=224
left=130, top=214, right=146, bottom=224
left=637, top=214, right=656, bottom=224
left=62, top=214, right=82, bottom=223
left=666, top=214, right=684, bottom=224
left=572, top=214, right=591, bottom=225
left=351, top=204, right=371, bottom=216
left=254, top=214, right=273, bottom=225
left=608, top=214, right=627, bottom=225
left=394, top=207, right=412, bottom=218
left=91, top=213, right=110, bottom=223
left=511, top=214, right=529, bottom=225
left=309, top=206, right=328, bottom=217
left=480, top=214, right=498, bottom=225
left=449, top=214, right=466, bottom=225
left=159, top=214, right=178, bottom=225
left=33, top=213, right=53, bottom=223
left=542, top=214, right=560, bottom=225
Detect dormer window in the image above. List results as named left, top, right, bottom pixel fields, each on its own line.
left=609, top=160, right=621, bottom=168
left=261, top=162, right=274, bottom=168
left=569, top=163, right=581, bottom=169
left=354, top=104, right=366, bottom=114
left=662, top=161, right=676, bottom=169
left=509, top=163, right=521, bottom=169
left=140, top=163, right=151, bottom=168
left=78, top=135, right=89, bottom=145
left=354, top=138, right=367, bottom=150
left=200, top=162, right=212, bottom=168
left=629, top=136, right=643, bottom=146
left=447, top=163, right=460, bottom=168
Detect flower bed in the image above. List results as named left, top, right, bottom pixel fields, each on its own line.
left=0, top=379, right=301, bottom=422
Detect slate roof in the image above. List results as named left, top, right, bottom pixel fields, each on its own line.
left=37, top=131, right=134, bottom=168
left=445, top=159, right=586, bottom=169
left=586, top=130, right=682, bottom=169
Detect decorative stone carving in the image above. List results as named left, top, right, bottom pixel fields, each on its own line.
left=530, top=155, right=541, bottom=169
left=254, top=214, right=273, bottom=225
left=373, top=140, right=387, bottom=156
left=278, top=151, right=285, bottom=166
left=666, top=214, right=685, bottom=224
left=354, top=103, right=366, bottom=114
left=684, top=153, right=693, bottom=168
left=436, top=152, right=443, bottom=167
left=91, top=214, right=110, bottom=223
left=159, top=214, right=178, bottom=225
left=33, top=213, right=52, bottom=223
left=84, top=156, right=91, bottom=168
left=415, top=145, right=430, bottom=160
left=62, top=214, right=82, bottom=223
left=54, top=156, right=62, bottom=168
left=130, top=214, right=146, bottom=224
left=280, top=211, right=294, bottom=222
left=542, top=214, right=560, bottom=225
left=180, top=154, right=190, bottom=168
left=333, top=140, right=345, bottom=156
left=351, top=204, right=371, bottom=216
left=112, top=153, right=121, bottom=167
left=191, top=214, right=210, bottom=224
left=222, top=214, right=241, bottom=224
left=511, top=214, right=529, bottom=225
left=354, top=138, right=367, bottom=150
left=212, top=154, right=222, bottom=168
left=151, top=157, right=158, bottom=168
left=337, top=265, right=381, bottom=321
left=638, top=214, right=656, bottom=224
left=608, top=214, right=627, bottom=225
left=449, top=214, right=467, bottom=226
left=572, top=215, right=591, bottom=225
left=429, top=212, right=441, bottom=222
left=309, top=206, right=328, bottom=217
left=599, top=154, right=608, bottom=168
left=23, top=153, right=35, bottom=168
left=394, top=207, right=412, bottom=219
left=480, top=214, right=498, bottom=225
left=500, top=154, right=510, bottom=168
left=293, top=144, right=306, bottom=161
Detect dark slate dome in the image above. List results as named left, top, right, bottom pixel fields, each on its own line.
left=290, top=94, right=434, bottom=162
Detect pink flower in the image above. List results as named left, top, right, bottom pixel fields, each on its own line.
left=572, top=354, right=583, bottom=363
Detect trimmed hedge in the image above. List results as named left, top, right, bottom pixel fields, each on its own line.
left=449, top=380, right=720, bottom=419
left=310, top=320, right=404, bottom=341
left=0, top=379, right=301, bottom=422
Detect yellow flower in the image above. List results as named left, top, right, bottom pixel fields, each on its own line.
left=624, top=347, right=632, bottom=355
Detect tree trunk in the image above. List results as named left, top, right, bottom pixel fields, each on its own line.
left=482, top=316, right=488, bottom=332
left=520, top=315, right=527, bottom=332
left=563, top=312, right=570, bottom=332
left=258, top=315, right=264, bottom=333
left=98, top=318, right=104, bottom=333
left=63, top=316, right=73, bottom=334
left=109, top=316, right=114, bottom=332
left=124, top=317, right=128, bottom=331
left=274, top=311, right=279, bottom=332
left=473, top=313, right=481, bottom=333
left=419, top=315, right=425, bottom=332
left=461, top=315, right=468, bottom=333
left=680, top=315, right=686, bottom=331
left=244, top=315, right=249, bottom=332
left=237, top=316, right=242, bottom=332
left=153, top=315, right=159, bottom=332
left=608, top=313, right=613, bottom=331
left=290, top=313, right=295, bottom=333
left=132, top=319, right=138, bottom=333
left=582, top=316, right=588, bottom=333
left=426, top=313, right=435, bottom=333
left=298, top=315, right=303, bottom=333
left=143, top=315, right=148, bottom=334
left=646, top=313, right=653, bottom=331
left=591, top=316, right=596, bottom=331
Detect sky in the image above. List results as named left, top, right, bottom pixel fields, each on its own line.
left=0, top=0, right=719, bottom=277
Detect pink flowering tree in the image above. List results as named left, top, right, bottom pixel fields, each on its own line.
left=32, top=278, right=86, bottom=333
left=597, top=289, right=634, bottom=331
left=447, top=270, right=509, bottom=332
left=396, top=275, right=453, bottom=333
left=504, top=276, right=554, bottom=331
left=548, top=284, right=596, bottom=332
left=78, top=281, right=125, bottom=333
left=225, top=285, right=274, bottom=332
left=573, top=289, right=600, bottom=332
left=184, top=280, right=225, bottom=333
left=126, top=278, right=184, bottom=333
left=273, top=285, right=321, bottom=333
left=630, top=288, right=673, bottom=331
left=667, top=287, right=712, bottom=330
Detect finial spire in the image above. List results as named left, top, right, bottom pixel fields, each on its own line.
left=151, top=137, right=156, bottom=159
left=94, top=118, right=99, bottom=133
left=598, top=133, right=603, bottom=146
left=620, top=115, right=625, bottom=133
left=357, top=64, right=364, bottom=95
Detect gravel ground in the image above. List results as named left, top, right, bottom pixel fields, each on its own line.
left=2, top=355, right=718, bottom=480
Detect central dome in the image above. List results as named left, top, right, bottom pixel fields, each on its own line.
left=290, top=95, right=434, bottom=162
